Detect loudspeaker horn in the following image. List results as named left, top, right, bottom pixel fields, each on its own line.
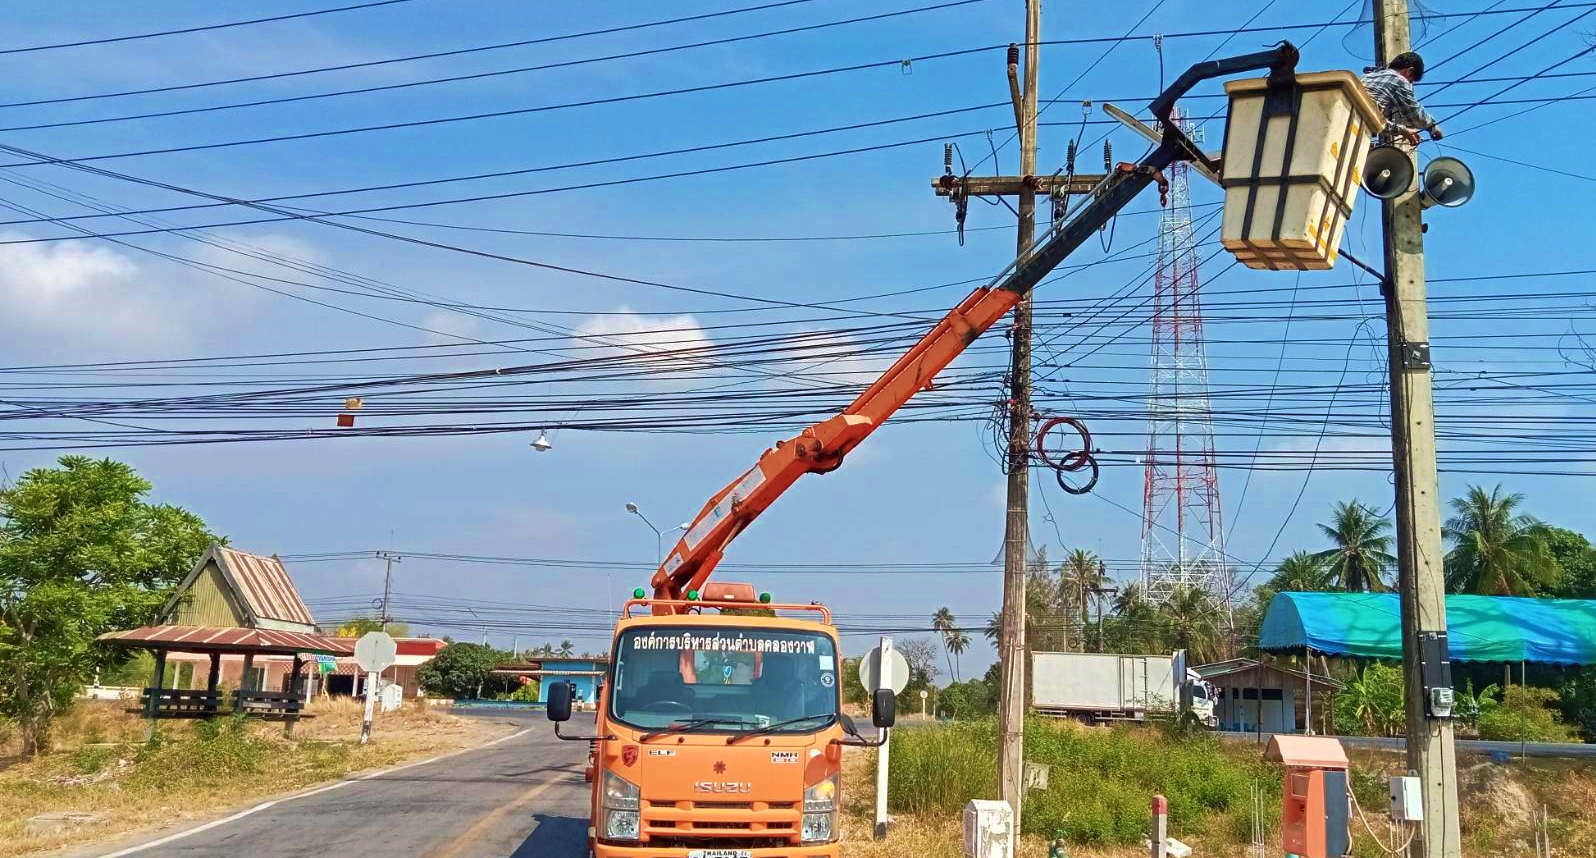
left=1360, top=145, right=1413, bottom=200
left=1421, top=156, right=1475, bottom=209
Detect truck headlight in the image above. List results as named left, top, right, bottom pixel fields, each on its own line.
left=605, top=809, right=641, bottom=841
left=600, top=770, right=641, bottom=841
left=802, top=773, right=839, bottom=843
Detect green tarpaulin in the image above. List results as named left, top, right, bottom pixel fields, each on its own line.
left=1258, top=592, right=1596, bottom=665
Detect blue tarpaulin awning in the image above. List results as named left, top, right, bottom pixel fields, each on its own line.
left=1257, top=592, right=1596, bottom=666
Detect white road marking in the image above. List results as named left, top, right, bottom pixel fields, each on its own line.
left=92, top=728, right=533, bottom=858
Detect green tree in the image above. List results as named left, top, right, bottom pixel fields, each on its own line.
left=1539, top=526, right=1596, bottom=599
left=0, top=456, right=216, bottom=754
left=1477, top=685, right=1578, bottom=743
left=1314, top=500, right=1395, bottom=592
left=1556, top=666, right=1596, bottom=741
left=1263, top=551, right=1333, bottom=593
left=557, top=639, right=575, bottom=658
left=840, top=656, right=867, bottom=706
left=982, top=549, right=1070, bottom=654
left=1452, top=679, right=1501, bottom=734
left=334, top=617, right=410, bottom=637
left=1060, top=549, right=1108, bottom=652
left=1442, top=485, right=1560, bottom=596
left=416, top=642, right=506, bottom=699
left=1156, top=586, right=1223, bottom=664
left=1104, top=582, right=1162, bottom=654
left=938, top=678, right=995, bottom=718
left=1333, top=663, right=1406, bottom=736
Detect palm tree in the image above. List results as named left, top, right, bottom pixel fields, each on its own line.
left=557, top=639, right=575, bottom=658
left=1059, top=549, right=1108, bottom=652
left=1314, top=500, right=1396, bottom=592
left=1443, top=485, right=1560, bottom=595
left=1157, top=586, right=1223, bottom=664
left=931, top=607, right=970, bottom=681
left=944, top=629, right=969, bottom=681
left=1264, top=551, right=1333, bottom=593
left=1112, top=581, right=1150, bottom=617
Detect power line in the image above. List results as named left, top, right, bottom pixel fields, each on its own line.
left=0, top=0, right=994, bottom=134
left=0, top=0, right=838, bottom=108
left=0, top=0, right=425, bottom=56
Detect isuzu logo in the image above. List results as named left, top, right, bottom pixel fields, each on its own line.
left=694, top=781, right=753, bottom=794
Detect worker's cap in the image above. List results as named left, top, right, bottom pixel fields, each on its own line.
left=1389, top=51, right=1425, bottom=82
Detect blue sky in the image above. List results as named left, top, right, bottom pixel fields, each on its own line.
left=1, top=0, right=1591, bottom=671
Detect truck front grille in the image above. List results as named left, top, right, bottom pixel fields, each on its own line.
left=642, top=798, right=799, bottom=843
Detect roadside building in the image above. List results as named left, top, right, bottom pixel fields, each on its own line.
left=1194, top=657, right=1341, bottom=735
left=324, top=637, right=449, bottom=698
left=492, top=657, right=609, bottom=705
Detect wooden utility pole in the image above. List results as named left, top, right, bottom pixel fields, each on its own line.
left=1372, top=2, right=1462, bottom=855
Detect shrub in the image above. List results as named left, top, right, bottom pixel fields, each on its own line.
left=1477, top=686, right=1578, bottom=743
left=1333, top=663, right=1405, bottom=736
left=127, top=715, right=267, bottom=790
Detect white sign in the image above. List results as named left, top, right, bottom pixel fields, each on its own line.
left=859, top=644, right=910, bottom=694
left=379, top=681, right=403, bottom=713
left=355, top=631, right=398, bottom=673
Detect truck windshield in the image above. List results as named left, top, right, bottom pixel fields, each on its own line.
left=610, top=626, right=840, bottom=734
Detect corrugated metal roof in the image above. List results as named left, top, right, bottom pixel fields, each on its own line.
left=216, top=547, right=316, bottom=627
left=99, top=625, right=355, bottom=655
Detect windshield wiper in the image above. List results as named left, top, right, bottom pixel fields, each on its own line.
left=640, top=717, right=748, bottom=742
left=726, top=713, right=833, bottom=744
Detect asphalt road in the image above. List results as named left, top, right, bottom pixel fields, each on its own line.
left=83, top=712, right=595, bottom=858
left=1217, top=730, right=1596, bottom=758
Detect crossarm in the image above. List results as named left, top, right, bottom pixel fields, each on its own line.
left=649, top=43, right=1299, bottom=610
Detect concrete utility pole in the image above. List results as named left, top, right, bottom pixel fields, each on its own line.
left=927, top=9, right=1106, bottom=840
left=1372, top=2, right=1462, bottom=855
left=376, top=550, right=401, bottom=629
left=998, top=0, right=1042, bottom=838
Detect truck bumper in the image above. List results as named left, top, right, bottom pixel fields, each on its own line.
left=594, top=844, right=839, bottom=858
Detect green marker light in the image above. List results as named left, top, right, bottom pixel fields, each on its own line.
left=758, top=592, right=772, bottom=604
left=686, top=589, right=700, bottom=601
left=632, top=587, right=646, bottom=599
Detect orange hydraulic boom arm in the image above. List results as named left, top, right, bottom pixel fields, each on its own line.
left=648, top=43, right=1300, bottom=611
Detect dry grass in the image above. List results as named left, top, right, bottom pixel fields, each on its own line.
left=0, top=698, right=511, bottom=858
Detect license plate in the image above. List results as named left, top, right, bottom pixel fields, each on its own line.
left=687, top=851, right=752, bottom=858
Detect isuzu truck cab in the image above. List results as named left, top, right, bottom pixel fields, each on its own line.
left=546, top=583, right=894, bottom=858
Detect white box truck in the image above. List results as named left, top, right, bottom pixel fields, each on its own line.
left=1031, top=651, right=1215, bottom=726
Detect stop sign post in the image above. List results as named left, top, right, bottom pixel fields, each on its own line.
left=860, top=636, right=909, bottom=840
left=355, top=632, right=397, bottom=744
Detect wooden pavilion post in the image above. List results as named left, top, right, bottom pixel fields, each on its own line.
left=144, top=649, right=168, bottom=740
left=285, top=654, right=304, bottom=737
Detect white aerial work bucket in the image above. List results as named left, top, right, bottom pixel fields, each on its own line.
left=1219, top=70, right=1384, bottom=271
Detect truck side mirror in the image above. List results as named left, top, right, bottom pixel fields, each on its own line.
left=546, top=681, right=573, bottom=723
left=871, top=688, right=896, bottom=729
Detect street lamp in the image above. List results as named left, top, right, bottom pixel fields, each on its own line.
left=626, top=501, right=665, bottom=566
left=626, top=502, right=689, bottom=567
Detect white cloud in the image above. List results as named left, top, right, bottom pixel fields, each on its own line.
left=419, top=310, right=482, bottom=346
left=574, top=307, right=711, bottom=373
left=0, top=234, right=177, bottom=343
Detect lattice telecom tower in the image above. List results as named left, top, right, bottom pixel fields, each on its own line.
left=1140, top=108, right=1228, bottom=605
